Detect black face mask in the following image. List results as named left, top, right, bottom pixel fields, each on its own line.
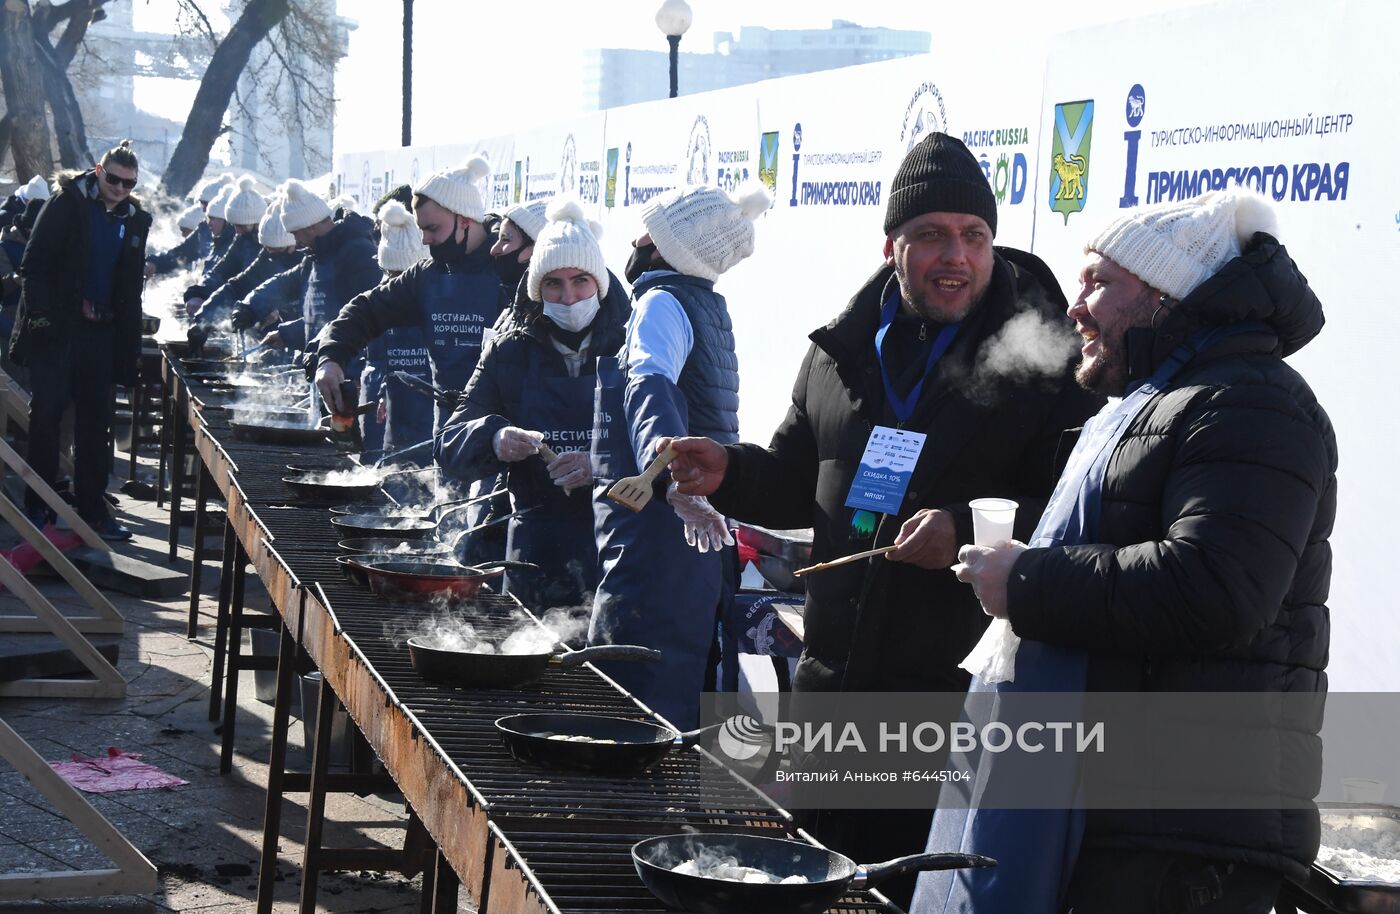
left=493, top=251, right=528, bottom=289
left=624, top=242, right=660, bottom=284
left=429, top=219, right=470, bottom=265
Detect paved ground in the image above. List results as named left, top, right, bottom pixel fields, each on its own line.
left=0, top=452, right=470, bottom=912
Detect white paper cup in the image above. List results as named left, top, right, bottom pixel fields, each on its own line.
left=969, top=498, right=1018, bottom=546
left=1341, top=778, right=1387, bottom=804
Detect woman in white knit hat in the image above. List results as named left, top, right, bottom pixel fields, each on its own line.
left=438, top=197, right=631, bottom=609
left=194, top=198, right=303, bottom=327
left=363, top=200, right=433, bottom=459
left=588, top=181, right=771, bottom=730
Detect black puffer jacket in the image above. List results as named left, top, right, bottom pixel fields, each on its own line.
left=1007, top=235, right=1335, bottom=878
left=710, top=250, right=1104, bottom=692
left=10, top=170, right=151, bottom=384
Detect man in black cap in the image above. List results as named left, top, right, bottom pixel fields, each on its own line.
left=662, top=132, right=1102, bottom=905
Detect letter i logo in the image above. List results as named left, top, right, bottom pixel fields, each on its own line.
left=1120, top=83, right=1146, bottom=209
left=790, top=123, right=803, bottom=207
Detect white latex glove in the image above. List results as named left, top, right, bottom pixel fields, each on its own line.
left=666, top=483, right=735, bottom=553
left=546, top=449, right=592, bottom=492
left=493, top=426, right=545, bottom=462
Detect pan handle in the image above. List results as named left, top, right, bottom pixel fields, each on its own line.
left=557, top=645, right=662, bottom=670
left=468, top=560, right=540, bottom=573
left=674, top=720, right=776, bottom=748
left=852, top=852, right=997, bottom=889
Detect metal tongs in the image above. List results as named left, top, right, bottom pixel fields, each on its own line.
left=392, top=371, right=461, bottom=407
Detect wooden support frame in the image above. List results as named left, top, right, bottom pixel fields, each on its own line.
left=0, top=436, right=109, bottom=553
left=0, top=369, right=74, bottom=479
left=0, top=717, right=157, bottom=900
left=0, top=492, right=124, bottom=635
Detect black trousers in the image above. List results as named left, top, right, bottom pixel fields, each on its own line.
left=1062, top=848, right=1282, bottom=914
left=25, top=322, right=115, bottom=522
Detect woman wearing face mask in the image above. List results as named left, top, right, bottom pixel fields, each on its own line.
left=437, top=198, right=631, bottom=610
left=488, top=199, right=548, bottom=330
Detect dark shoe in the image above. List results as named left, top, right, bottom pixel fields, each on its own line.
left=94, top=517, right=133, bottom=542
left=24, top=507, right=52, bottom=530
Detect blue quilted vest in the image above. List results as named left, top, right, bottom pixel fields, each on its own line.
left=632, top=272, right=740, bottom=444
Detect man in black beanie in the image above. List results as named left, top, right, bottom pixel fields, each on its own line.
left=659, top=131, right=1102, bottom=906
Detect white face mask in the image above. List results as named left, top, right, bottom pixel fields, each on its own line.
left=543, top=293, right=600, bottom=333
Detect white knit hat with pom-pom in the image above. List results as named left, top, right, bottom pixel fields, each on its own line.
left=278, top=178, right=333, bottom=233
left=640, top=181, right=771, bottom=281
left=257, top=200, right=294, bottom=248
left=176, top=204, right=204, bottom=233
left=527, top=197, right=608, bottom=302
left=224, top=176, right=267, bottom=227
left=1086, top=184, right=1279, bottom=301
left=206, top=182, right=237, bottom=221
left=18, top=175, right=49, bottom=203
left=414, top=155, right=490, bottom=222
left=376, top=200, right=428, bottom=273
left=503, top=199, right=549, bottom=243
left=196, top=172, right=233, bottom=205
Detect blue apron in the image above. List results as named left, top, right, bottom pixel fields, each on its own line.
left=913, top=322, right=1267, bottom=914
left=381, top=325, right=435, bottom=458
left=588, top=356, right=724, bottom=730
left=302, top=253, right=338, bottom=349
left=502, top=343, right=598, bottom=609
left=360, top=343, right=386, bottom=454
left=417, top=265, right=500, bottom=435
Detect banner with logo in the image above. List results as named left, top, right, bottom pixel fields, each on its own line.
left=1034, top=0, right=1400, bottom=690
left=508, top=116, right=606, bottom=216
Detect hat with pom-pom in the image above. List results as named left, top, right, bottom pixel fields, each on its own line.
left=527, top=198, right=608, bottom=301
left=257, top=200, right=295, bottom=248
left=414, top=155, right=490, bottom=222
left=640, top=182, right=770, bottom=281
left=205, top=182, right=237, bottom=221
left=176, top=204, right=205, bottom=233
left=224, top=176, right=267, bottom=226
left=376, top=200, right=428, bottom=273
left=1086, top=184, right=1279, bottom=301
left=502, top=199, right=549, bottom=243
left=195, top=172, right=234, bottom=205
left=17, top=175, right=49, bottom=203
left=278, top=178, right=333, bottom=233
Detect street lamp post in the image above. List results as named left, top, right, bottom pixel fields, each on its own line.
left=655, top=0, right=692, bottom=99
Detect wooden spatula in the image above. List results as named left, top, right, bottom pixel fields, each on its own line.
left=605, top=444, right=678, bottom=512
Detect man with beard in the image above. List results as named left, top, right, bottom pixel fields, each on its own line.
left=929, top=186, right=1334, bottom=914
left=662, top=132, right=1101, bottom=906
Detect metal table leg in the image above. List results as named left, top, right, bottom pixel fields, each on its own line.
left=255, top=623, right=297, bottom=914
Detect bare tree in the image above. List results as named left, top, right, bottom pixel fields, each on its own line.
left=160, top=0, right=293, bottom=197
left=0, top=0, right=54, bottom=180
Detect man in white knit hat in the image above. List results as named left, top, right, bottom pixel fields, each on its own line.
left=917, top=186, right=1336, bottom=914
left=186, top=176, right=266, bottom=313
left=146, top=172, right=233, bottom=277
left=314, top=156, right=503, bottom=438
left=584, top=181, right=769, bottom=731
left=260, top=178, right=381, bottom=359
left=196, top=199, right=302, bottom=326
left=175, top=205, right=204, bottom=237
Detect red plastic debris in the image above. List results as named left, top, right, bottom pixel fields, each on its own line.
left=49, top=748, right=189, bottom=793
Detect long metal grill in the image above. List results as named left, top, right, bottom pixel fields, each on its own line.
left=171, top=356, right=897, bottom=914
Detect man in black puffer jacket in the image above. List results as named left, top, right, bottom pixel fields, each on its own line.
left=663, top=133, right=1103, bottom=906
left=943, top=186, right=1335, bottom=914
left=10, top=142, right=151, bottom=540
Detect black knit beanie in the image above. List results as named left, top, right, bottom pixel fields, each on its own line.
left=882, top=132, right=997, bottom=237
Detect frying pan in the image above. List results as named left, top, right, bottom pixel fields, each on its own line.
left=335, top=553, right=381, bottom=588
left=230, top=419, right=329, bottom=446
left=329, top=513, right=438, bottom=540
left=407, top=638, right=661, bottom=689
left=356, top=557, right=535, bottom=601
left=495, top=713, right=724, bottom=775
left=282, top=470, right=384, bottom=504
left=631, top=833, right=995, bottom=914
left=336, top=537, right=454, bottom=557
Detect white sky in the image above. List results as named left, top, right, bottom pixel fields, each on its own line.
left=131, top=0, right=1217, bottom=164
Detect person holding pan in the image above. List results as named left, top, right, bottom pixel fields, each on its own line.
left=436, top=199, right=630, bottom=611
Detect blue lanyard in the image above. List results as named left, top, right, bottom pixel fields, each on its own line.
left=873, top=290, right=959, bottom=424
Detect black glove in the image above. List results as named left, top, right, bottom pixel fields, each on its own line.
left=229, top=305, right=256, bottom=331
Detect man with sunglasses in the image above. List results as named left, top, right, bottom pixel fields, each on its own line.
left=10, top=141, right=151, bottom=541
